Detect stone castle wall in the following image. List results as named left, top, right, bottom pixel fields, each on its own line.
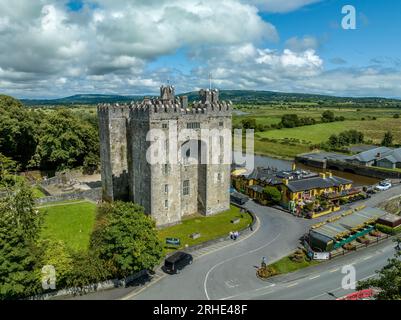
left=97, top=87, right=232, bottom=226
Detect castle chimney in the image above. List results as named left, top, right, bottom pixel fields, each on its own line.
left=160, top=85, right=175, bottom=102
left=211, top=89, right=219, bottom=103
left=200, top=89, right=212, bottom=104
left=180, top=96, right=188, bottom=109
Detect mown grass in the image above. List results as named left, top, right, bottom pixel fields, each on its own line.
left=158, top=205, right=253, bottom=253
left=39, top=200, right=97, bottom=252
left=270, top=256, right=320, bottom=275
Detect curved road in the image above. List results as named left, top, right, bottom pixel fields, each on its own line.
left=68, top=184, right=401, bottom=300
left=130, top=200, right=313, bottom=300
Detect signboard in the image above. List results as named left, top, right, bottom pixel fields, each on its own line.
left=313, top=252, right=330, bottom=260
left=166, top=238, right=180, bottom=246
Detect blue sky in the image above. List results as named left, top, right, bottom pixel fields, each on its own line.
left=0, top=0, right=400, bottom=98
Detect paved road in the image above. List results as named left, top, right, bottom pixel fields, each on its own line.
left=67, top=184, right=401, bottom=300
left=130, top=200, right=313, bottom=300
left=246, top=238, right=396, bottom=300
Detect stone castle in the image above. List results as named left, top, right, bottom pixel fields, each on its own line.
left=97, top=86, right=232, bottom=226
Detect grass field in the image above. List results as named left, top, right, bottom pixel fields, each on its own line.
left=270, top=256, right=320, bottom=275
left=233, top=105, right=401, bottom=158
left=258, top=118, right=401, bottom=145
left=158, top=205, right=253, bottom=253
left=39, top=200, right=97, bottom=252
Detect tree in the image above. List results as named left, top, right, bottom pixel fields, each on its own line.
left=241, top=118, right=257, bottom=130
left=0, top=180, right=43, bottom=299
left=328, top=134, right=339, bottom=148
left=0, top=95, right=40, bottom=168
left=30, top=109, right=99, bottom=171
left=321, top=110, right=335, bottom=123
left=263, top=186, right=282, bottom=204
left=357, top=238, right=401, bottom=300
left=381, top=131, right=393, bottom=147
left=91, top=201, right=163, bottom=278
left=281, top=114, right=300, bottom=128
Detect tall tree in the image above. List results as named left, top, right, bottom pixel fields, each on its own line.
left=91, top=201, right=163, bottom=278
left=30, top=109, right=99, bottom=171
left=0, top=180, right=43, bottom=299
left=381, top=131, right=393, bottom=147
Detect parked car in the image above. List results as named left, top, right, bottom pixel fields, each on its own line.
left=163, top=252, right=193, bottom=274
left=375, top=181, right=392, bottom=191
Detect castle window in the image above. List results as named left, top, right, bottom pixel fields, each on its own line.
left=163, top=164, right=170, bottom=175
left=164, top=184, right=169, bottom=194
left=164, top=200, right=168, bottom=209
left=187, top=122, right=200, bottom=129
left=183, top=180, right=190, bottom=196
left=162, top=123, right=168, bottom=129
left=219, top=122, right=224, bottom=127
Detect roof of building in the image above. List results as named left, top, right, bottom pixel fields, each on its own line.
left=245, top=167, right=319, bottom=185
left=311, top=207, right=387, bottom=240
left=248, top=185, right=265, bottom=193
left=377, top=213, right=401, bottom=224
left=379, top=148, right=401, bottom=164
left=285, top=175, right=353, bottom=193
left=349, top=146, right=393, bottom=163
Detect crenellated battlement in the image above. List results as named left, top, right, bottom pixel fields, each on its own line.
left=97, top=87, right=232, bottom=120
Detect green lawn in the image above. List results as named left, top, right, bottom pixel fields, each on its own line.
left=158, top=206, right=253, bottom=252
left=39, top=200, right=97, bottom=252
left=269, top=256, right=320, bottom=275
left=32, top=186, right=46, bottom=199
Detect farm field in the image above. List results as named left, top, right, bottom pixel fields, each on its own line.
left=233, top=105, right=401, bottom=158
left=39, top=200, right=97, bottom=252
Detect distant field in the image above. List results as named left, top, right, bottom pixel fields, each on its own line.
left=259, top=119, right=401, bottom=145
left=233, top=105, right=401, bottom=158
left=39, top=200, right=97, bottom=252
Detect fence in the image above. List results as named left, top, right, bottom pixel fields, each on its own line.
left=35, top=187, right=102, bottom=205
left=330, top=234, right=391, bottom=259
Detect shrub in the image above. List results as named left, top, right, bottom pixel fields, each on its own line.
left=376, top=224, right=401, bottom=235
left=257, top=266, right=277, bottom=279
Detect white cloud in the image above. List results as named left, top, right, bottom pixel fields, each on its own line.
left=0, top=0, right=399, bottom=99
left=285, top=36, right=319, bottom=52
left=245, top=0, right=321, bottom=13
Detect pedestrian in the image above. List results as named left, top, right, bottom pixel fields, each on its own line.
left=249, top=224, right=253, bottom=232
left=229, top=231, right=233, bottom=240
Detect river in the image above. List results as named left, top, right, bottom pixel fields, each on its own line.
left=232, top=151, right=379, bottom=186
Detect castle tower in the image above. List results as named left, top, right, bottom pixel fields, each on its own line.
left=97, top=104, right=130, bottom=201
left=98, top=85, right=232, bottom=227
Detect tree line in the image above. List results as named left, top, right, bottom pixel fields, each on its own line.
left=0, top=95, right=99, bottom=173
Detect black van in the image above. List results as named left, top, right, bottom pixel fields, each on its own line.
left=164, top=252, right=193, bottom=274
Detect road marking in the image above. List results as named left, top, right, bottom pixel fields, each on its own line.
left=329, top=268, right=339, bottom=273
left=122, top=214, right=261, bottom=301
left=307, top=273, right=376, bottom=300
left=309, top=275, right=320, bottom=280
left=204, top=232, right=281, bottom=300
left=286, top=282, right=298, bottom=288
left=363, top=255, right=372, bottom=260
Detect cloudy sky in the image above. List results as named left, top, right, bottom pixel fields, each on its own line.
left=0, top=0, right=400, bottom=99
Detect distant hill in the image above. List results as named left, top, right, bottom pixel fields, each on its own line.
left=21, top=90, right=401, bottom=106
